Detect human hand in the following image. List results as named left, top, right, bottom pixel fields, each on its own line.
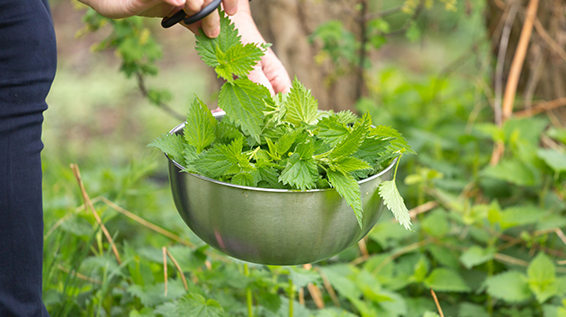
left=79, top=0, right=238, bottom=38
left=227, top=1, right=292, bottom=95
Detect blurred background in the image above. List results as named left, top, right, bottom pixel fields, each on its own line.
left=42, top=0, right=566, bottom=316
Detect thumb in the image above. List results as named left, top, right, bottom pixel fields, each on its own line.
left=248, top=66, right=275, bottom=96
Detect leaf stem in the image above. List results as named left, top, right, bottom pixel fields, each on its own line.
left=393, top=154, right=403, bottom=181
left=244, top=264, right=253, bottom=317
left=288, top=278, right=294, bottom=317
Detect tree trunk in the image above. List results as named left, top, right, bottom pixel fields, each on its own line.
left=250, top=0, right=363, bottom=112
left=486, top=0, right=566, bottom=123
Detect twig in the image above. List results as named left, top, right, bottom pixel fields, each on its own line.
left=523, top=44, right=546, bottom=109
left=364, top=6, right=403, bottom=20
left=135, top=72, right=185, bottom=121
left=495, top=2, right=519, bottom=126
left=514, top=97, right=566, bottom=117
left=44, top=196, right=102, bottom=239
left=385, top=0, right=424, bottom=37
left=389, top=201, right=439, bottom=224
left=501, top=0, right=540, bottom=122
left=358, top=238, right=369, bottom=260
left=495, top=251, right=566, bottom=273
left=554, top=228, right=566, bottom=247
left=409, top=201, right=439, bottom=219
left=100, top=197, right=194, bottom=247
left=355, top=0, right=369, bottom=101
left=494, top=253, right=530, bottom=266
left=533, top=17, right=566, bottom=64
left=489, top=141, right=505, bottom=166
left=166, top=249, right=189, bottom=291
left=319, top=271, right=341, bottom=307
left=163, top=247, right=168, bottom=297
left=558, top=260, right=566, bottom=265
left=370, top=239, right=431, bottom=275
left=70, top=164, right=122, bottom=265
left=430, top=288, right=445, bottom=317
left=307, top=284, right=325, bottom=309
left=298, top=287, right=305, bottom=306
left=57, top=264, right=103, bottom=285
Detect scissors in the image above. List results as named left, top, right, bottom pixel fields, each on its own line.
left=161, top=0, right=222, bottom=28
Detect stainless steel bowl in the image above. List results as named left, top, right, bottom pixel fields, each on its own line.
left=167, top=111, right=395, bottom=265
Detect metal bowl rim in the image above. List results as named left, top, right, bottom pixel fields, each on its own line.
left=166, top=111, right=397, bottom=193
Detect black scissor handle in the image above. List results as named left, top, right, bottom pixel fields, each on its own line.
left=161, top=0, right=222, bottom=29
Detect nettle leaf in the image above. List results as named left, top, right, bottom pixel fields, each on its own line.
left=335, top=110, right=358, bottom=125
left=219, top=78, right=270, bottom=143
left=484, top=271, right=531, bottom=303
left=537, top=148, right=566, bottom=173
left=194, top=138, right=247, bottom=179
left=182, top=144, right=199, bottom=172
left=284, top=78, right=319, bottom=126
left=175, top=293, right=225, bottom=317
left=317, top=115, right=350, bottom=147
left=279, top=140, right=318, bottom=190
left=331, top=157, right=371, bottom=174
left=184, top=97, right=216, bottom=153
left=149, top=134, right=187, bottom=165
left=459, top=246, right=495, bottom=269
left=528, top=252, right=557, bottom=303
left=354, top=137, right=390, bottom=164
left=195, top=11, right=239, bottom=68
left=214, top=43, right=264, bottom=81
left=424, top=268, right=471, bottom=293
left=370, top=125, right=415, bottom=155
left=379, top=180, right=412, bottom=230
left=481, top=158, right=539, bottom=186
left=327, top=170, right=363, bottom=228
left=328, top=113, right=371, bottom=160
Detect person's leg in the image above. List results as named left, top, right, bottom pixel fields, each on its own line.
left=0, top=0, right=56, bottom=315
left=0, top=106, right=50, bottom=317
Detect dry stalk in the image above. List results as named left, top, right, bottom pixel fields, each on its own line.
left=501, top=0, right=540, bottom=122
left=358, top=238, right=369, bottom=260
left=307, top=284, right=325, bottom=309
left=409, top=201, right=439, bottom=219
left=495, top=2, right=519, bottom=126
left=70, top=164, right=122, bottom=264
left=494, top=253, right=530, bottom=266
left=533, top=17, right=566, bottom=63
left=430, top=288, right=445, bottom=317
left=514, top=97, right=566, bottom=117
left=319, top=271, right=341, bottom=307
left=100, top=197, right=194, bottom=247
left=299, top=287, right=305, bottom=305
left=57, top=264, right=103, bottom=285
left=490, top=141, right=505, bottom=166
left=44, top=196, right=102, bottom=240
left=166, top=249, right=189, bottom=291
left=558, top=260, right=566, bottom=265
left=163, top=247, right=168, bottom=297
left=370, top=239, right=431, bottom=275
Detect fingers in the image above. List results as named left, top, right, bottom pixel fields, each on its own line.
left=222, top=0, right=238, bottom=16
left=248, top=65, right=275, bottom=96
left=261, top=50, right=292, bottom=94
left=182, top=0, right=220, bottom=38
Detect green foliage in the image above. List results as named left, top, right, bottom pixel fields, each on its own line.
left=44, top=2, right=566, bottom=317
left=151, top=12, right=413, bottom=228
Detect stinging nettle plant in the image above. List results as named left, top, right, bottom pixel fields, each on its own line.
left=151, top=11, right=415, bottom=230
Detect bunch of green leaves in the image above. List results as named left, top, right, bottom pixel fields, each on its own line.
left=150, top=11, right=414, bottom=229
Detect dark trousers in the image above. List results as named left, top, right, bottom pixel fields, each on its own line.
left=0, top=0, right=57, bottom=316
